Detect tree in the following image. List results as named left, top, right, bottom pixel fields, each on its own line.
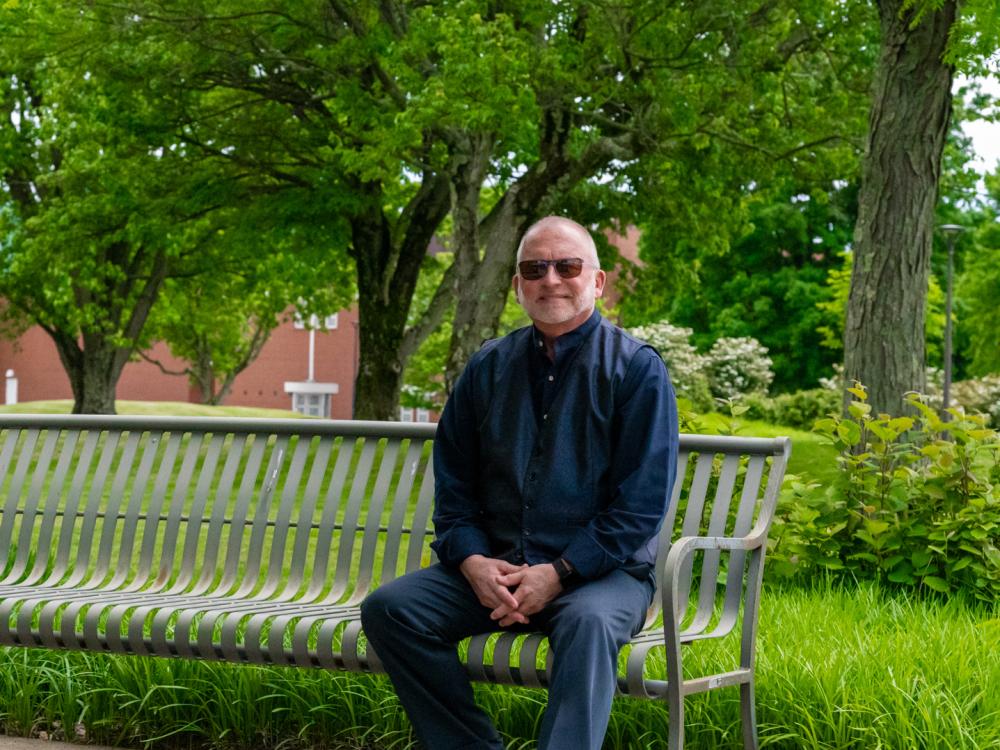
left=842, top=0, right=999, bottom=414
left=96, top=0, right=883, bottom=418
left=0, top=6, right=205, bottom=413
left=143, top=244, right=347, bottom=405
left=1, top=2, right=351, bottom=413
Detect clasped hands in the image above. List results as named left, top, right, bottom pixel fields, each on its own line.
left=459, top=554, right=562, bottom=627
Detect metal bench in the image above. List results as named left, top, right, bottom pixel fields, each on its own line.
left=0, top=414, right=790, bottom=749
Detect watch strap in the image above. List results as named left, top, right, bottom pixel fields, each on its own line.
left=552, top=557, right=574, bottom=581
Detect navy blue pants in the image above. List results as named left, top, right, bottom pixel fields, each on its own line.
left=360, top=563, right=653, bottom=750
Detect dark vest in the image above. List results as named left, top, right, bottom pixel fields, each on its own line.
left=467, top=317, right=657, bottom=568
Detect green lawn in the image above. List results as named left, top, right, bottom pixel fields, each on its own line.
left=0, top=399, right=307, bottom=419
left=736, top=417, right=839, bottom=486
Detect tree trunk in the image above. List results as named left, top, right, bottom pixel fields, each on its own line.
left=352, top=173, right=451, bottom=420
left=49, top=333, right=132, bottom=415
left=843, top=0, right=957, bottom=415
left=444, top=193, right=535, bottom=392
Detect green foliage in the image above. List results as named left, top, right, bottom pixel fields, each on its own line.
left=741, top=388, right=841, bottom=431
left=771, top=384, right=1000, bottom=602
left=957, top=171, right=1000, bottom=376
left=632, top=182, right=859, bottom=392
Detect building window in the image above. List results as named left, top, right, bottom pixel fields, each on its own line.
left=293, top=392, right=331, bottom=418
left=416, top=408, right=430, bottom=423
left=399, top=407, right=414, bottom=422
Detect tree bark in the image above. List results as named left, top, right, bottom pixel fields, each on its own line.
left=843, top=0, right=957, bottom=415
left=49, top=333, right=129, bottom=415
left=352, top=171, right=452, bottom=420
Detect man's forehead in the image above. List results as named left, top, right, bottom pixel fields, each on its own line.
left=522, top=225, right=588, bottom=253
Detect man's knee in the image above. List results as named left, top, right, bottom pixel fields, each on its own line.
left=360, top=582, right=410, bottom=641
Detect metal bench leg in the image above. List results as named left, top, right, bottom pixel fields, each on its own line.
left=667, top=680, right=684, bottom=750
left=741, top=680, right=759, bottom=750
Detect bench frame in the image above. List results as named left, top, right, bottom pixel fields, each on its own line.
left=0, top=415, right=790, bottom=749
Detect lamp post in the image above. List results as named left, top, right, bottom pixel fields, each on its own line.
left=938, top=224, right=964, bottom=420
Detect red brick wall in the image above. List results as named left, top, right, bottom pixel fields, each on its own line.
left=0, top=307, right=360, bottom=418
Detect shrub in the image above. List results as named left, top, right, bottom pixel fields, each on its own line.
left=741, top=388, right=840, bottom=430
left=770, top=384, right=1000, bottom=602
left=628, top=321, right=713, bottom=410
left=951, top=375, right=1000, bottom=426
left=705, top=336, right=774, bottom=399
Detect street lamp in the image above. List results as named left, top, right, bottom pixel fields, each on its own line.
left=939, top=223, right=964, bottom=420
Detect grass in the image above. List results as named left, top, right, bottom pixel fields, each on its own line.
left=0, top=400, right=308, bottom=419
left=0, top=581, right=996, bottom=749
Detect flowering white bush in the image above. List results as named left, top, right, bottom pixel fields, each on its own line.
left=705, top=337, right=774, bottom=399
left=628, top=321, right=712, bottom=409
left=952, top=375, right=1000, bottom=426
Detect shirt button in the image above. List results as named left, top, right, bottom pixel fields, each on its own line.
left=528, top=472, right=537, bottom=481
left=524, top=529, right=532, bottom=537
left=547, top=375, right=554, bottom=382
left=543, top=413, right=548, bottom=420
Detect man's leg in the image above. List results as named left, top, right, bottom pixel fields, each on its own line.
left=534, top=570, right=653, bottom=750
left=360, top=564, right=503, bottom=750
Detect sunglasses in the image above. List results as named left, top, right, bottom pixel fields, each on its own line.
left=517, top=257, right=591, bottom=280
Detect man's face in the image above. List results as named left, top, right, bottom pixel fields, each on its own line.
left=512, top=225, right=606, bottom=331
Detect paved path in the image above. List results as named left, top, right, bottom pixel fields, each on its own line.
left=0, top=739, right=124, bottom=750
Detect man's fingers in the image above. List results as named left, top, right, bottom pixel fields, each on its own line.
left=498, top=612, right=529, bottom=627
left=490, top=602, right=516, bottom=621
left=496, top=569, right=526, bottom=587
left=493, top=582, right=519, bottom=609
left=496, top=561, right=528, bottom=574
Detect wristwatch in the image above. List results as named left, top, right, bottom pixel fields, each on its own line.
left=551, top=557, right=575, bottom=582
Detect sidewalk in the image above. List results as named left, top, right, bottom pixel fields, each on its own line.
left=0, top=739, right=124, bottom=750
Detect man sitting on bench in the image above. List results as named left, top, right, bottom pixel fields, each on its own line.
left=361, top=216, right=678, bottom=750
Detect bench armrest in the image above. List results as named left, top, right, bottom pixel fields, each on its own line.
left=660, top=532, right=766, bottom=642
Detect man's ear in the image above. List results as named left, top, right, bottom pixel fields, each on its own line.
left=593, top=269, right=607, bottom=298
left=512, top=274, right=522, bottom=301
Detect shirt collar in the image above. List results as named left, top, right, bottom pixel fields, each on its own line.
left=530, top=308, right=602, bottom=358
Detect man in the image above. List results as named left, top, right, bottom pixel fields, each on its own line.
left=361, top=216, right=678, bottom=749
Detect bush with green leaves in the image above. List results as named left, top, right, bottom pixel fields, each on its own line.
left=628, top=320, right=713, bottom=410
left=705, top=336, right=774, bottom=399
left=740, top=388, right=840, bottom=430
left=770, top=384, right=1000, bottom=602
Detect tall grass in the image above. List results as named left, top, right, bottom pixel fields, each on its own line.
left=1, top=581, right=997, bottom=749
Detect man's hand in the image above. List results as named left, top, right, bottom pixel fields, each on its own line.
left=459, top=555, right=526, bottom=613
left=492, top=563, right=563, bottom=627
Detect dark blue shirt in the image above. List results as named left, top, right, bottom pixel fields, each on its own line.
left=431, top=310, right=678, bottom=581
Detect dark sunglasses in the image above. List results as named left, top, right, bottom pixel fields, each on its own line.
left=517, top=257, right=591, bottom=280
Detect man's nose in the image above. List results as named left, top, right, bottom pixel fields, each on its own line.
left=539, top=264, right=562, bottom=282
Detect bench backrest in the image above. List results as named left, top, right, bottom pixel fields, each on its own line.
left=0, top=416, right=789, bottom=631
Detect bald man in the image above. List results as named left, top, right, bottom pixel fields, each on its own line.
left=361, top=216, right=678, bottom=749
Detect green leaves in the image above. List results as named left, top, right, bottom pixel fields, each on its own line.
left=771, top=382, right=1000, bottom=601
